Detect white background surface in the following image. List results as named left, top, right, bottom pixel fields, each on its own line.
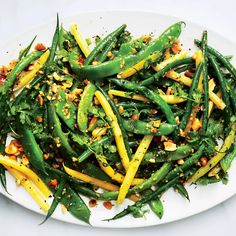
left=0, top=0, right=236, bottom=235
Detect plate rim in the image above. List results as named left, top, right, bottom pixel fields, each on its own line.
left=0, top=9, right=236, bottom=228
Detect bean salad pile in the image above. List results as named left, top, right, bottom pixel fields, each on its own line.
left=0, top=15, right=236, bottom=224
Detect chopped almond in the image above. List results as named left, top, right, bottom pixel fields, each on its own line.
left=49, top=179, right=58, bottom=188
left=192, top=118, right=202, bottom=131
left=38, top=94, right=44, bottom=106
left=5, top=143, right=18, bottom=155
left=21, top=155, right=29, bottom=166
left=103, top=201, right=113, bottom=210
left=164, top=140, right=177, bottom=151
left=35, top=43, right=46, bottom=51
left=171, top=41, right=182, bottom=54
left=89, top=199, right=97, bottom=208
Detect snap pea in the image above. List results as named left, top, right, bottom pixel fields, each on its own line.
left=96, top=38, right=117, bottom=63
left=110, top=79, right=176, bottom=126
left=77, top=82, right=96, bottom=132
left=179, top=63, right=203, bottom=132
left=220, top=143, right=236, bottom=173
left=60, top=185, right=91, bottom=224
left=68, top=48, right=81, bottom=73
left=140, top=57, right=194, bottom=86
left=149, top=198, right=164, bottom=219
left=122, top=119, right=176, bottom=136
left=80, top=22, right=184, bottom=79
left=195, top=39, right=236, bottom=81
left=84, top=24, right=126, bottom=65
left=18, top=124, right=47, bottom=175
left=47, top=102, right=79, bottom=159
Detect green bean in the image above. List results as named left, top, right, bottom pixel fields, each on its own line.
left=96, top=85, right=132, bottom=159
left=47, top=14, right=59, bottom=64
left=116, top=101, right=152, bottom=110
left=123, top=119, right=176, bottom=136
left=110, top=79, right=176, bottom=126
left=74, top=185, right=119, bottom=201
left=18, top=124, right=47, bottom=175
left=80, top=22, right=183, bottom=79
left=77, top=83, right=96, bottom=132
left=78, top=136, right=112, bottom=162
left=195, top=39, right=236, bottom=80
left=47, top=102, right=79, bottom=159
left=208, top=55, right=232, bottom=121
left=165, top=144, right=205, bottom=181
left=0, top=134, right=8, bottom=193
left=19, top=35, right=37, bottom=60
left=167, top=144, right=193, bottom=161
left=106, top=177, right=179, bottom=221
left=179, top=63, right=203, bottom=132
left=40, top=180, right=65, bottom=225
left=175, top=63, right=195, bottom=73
left=200, top=31, right=209, bottom=136
left=140, top=57, right=194, bottom=86
left=84, top=24, right=126, bottom=65
left=174, top=183, right=189, bottom=200
left=96, top=38, right=117, bottom=63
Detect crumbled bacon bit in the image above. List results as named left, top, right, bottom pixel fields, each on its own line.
left=35, top=43, right=46, bottom=51
left=49, top=179, right=58, bottom=188
left=103, top=201, right=113, bottom=210
left=89, top=199, right=97, bottom=208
